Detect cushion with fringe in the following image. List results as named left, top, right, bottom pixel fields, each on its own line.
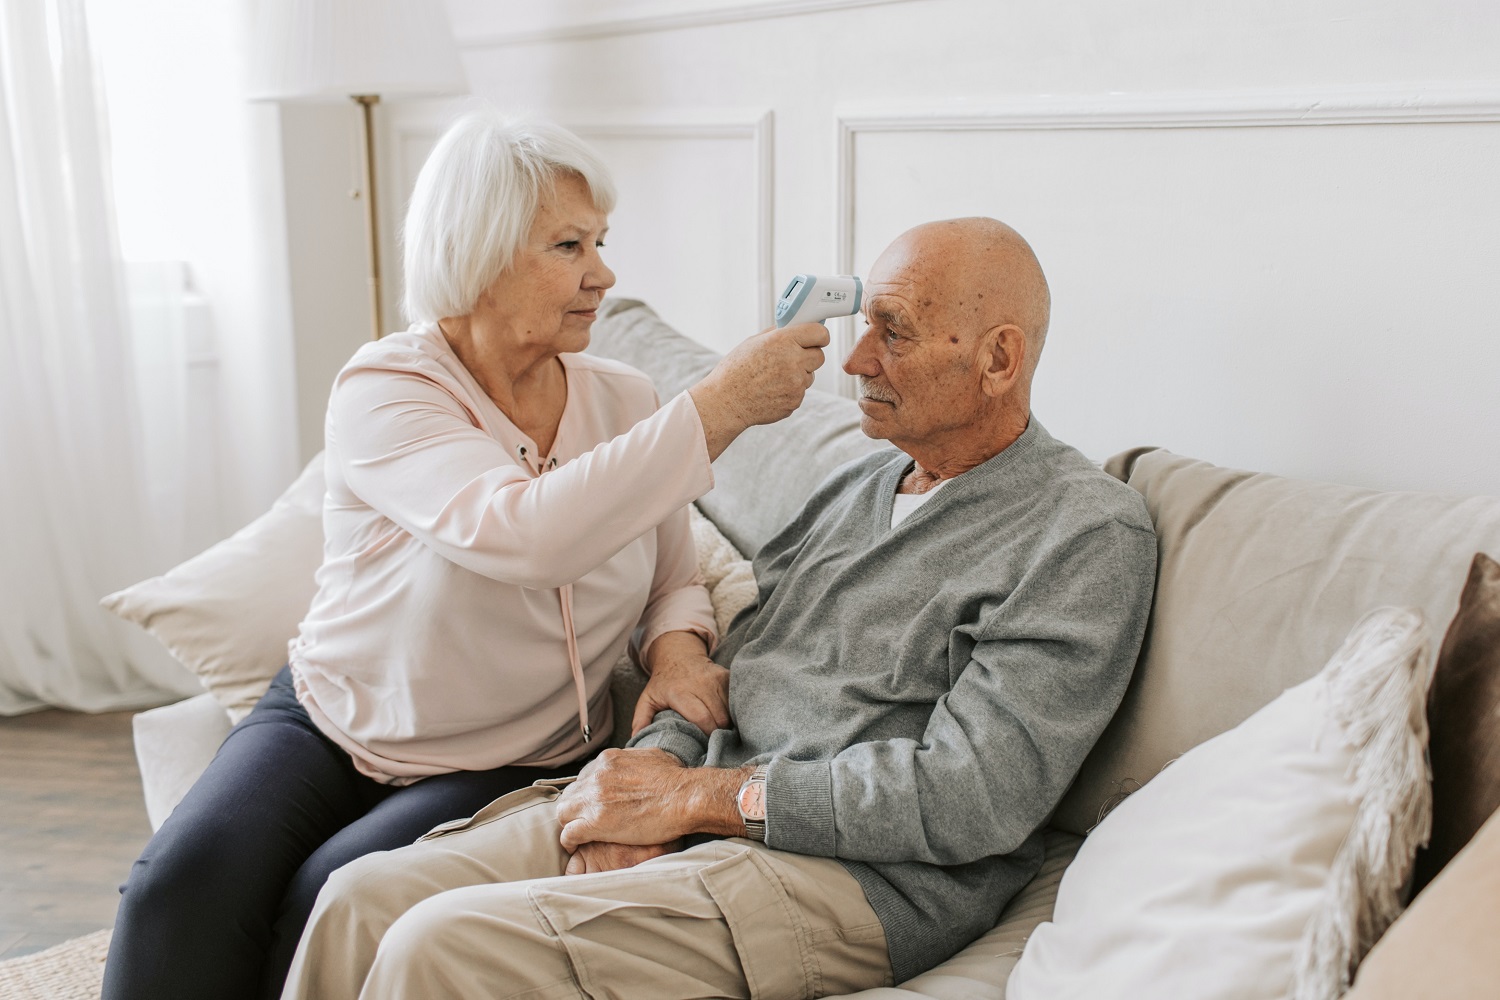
left=1007, top=607, right=1434, bottom=1000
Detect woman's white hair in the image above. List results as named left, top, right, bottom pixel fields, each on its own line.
left=402, top=109, right=617, bottom=324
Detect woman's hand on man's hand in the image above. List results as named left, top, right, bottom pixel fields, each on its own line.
left=633, top=631, right=730, bottom=736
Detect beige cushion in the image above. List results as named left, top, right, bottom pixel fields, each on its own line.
left=103, top=456, right=325, bottom=722
left=1346, top=802, right=1500, bottom=999
left=1055, top=447, right=1500, bottom=835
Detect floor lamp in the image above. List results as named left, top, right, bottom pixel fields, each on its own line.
left=247, top=0, right=467, bottom=340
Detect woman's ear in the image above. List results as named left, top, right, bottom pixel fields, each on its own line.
left=979, top=324, right=1026, bottom=398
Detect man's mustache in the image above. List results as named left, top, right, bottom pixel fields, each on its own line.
left=857, top=378, right=896, bottom=404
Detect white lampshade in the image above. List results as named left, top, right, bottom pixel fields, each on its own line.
left=247, top=0, right=467, bottom=102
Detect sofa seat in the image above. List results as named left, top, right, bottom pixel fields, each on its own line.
left=131, top=690, right=1081, bottom=1000
left=824, top=830, right=1083, bottom=1000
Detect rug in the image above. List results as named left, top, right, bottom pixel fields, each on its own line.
left=0, top=930, right=109, bottom=1000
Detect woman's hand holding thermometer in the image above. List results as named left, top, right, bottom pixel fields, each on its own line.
left=688, top=275, right=861, bottom=460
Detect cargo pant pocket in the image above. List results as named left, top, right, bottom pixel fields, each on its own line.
left=528, top=873, right=748, bottom=1000
left=699, top=848, right=819, bottom=1000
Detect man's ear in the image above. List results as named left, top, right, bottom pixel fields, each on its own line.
left=978, top=324, right=1026, bottom=398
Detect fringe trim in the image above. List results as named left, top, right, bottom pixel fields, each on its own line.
left=1291, top=607, right=1435, bottom=1000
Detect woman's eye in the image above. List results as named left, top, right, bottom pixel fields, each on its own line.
left=557, top=240, right=581, bottom=251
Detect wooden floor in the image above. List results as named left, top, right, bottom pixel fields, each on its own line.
left=0, top=709, right=150, bottom=960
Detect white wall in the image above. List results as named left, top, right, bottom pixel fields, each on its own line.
left=299, top=0, right=1500, bottom=497
left=89, top=0, right=301, bottom=529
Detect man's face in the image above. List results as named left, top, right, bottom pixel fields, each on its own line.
left=841, top=240, right=984, bottom=451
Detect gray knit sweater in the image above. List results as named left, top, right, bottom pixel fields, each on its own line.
left=629, top=418, right=1157, bottom=981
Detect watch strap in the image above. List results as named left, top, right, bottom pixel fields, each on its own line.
left=738, top=764, right=769, bottom=841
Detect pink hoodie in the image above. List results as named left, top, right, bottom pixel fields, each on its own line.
left=289, top=324, right=717, bottom=784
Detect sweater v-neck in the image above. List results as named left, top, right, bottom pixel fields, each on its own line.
left=872, top=418, right=1042, bottom=539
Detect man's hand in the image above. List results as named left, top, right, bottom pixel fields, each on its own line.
left=555, top=747, right=748, bottom=852
left=564, top=840, right=682, bottom=875
left=633, top=631, right=730, bottom=736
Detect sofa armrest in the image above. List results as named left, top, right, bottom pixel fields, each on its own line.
left=132, top=692, right=232, bottom=831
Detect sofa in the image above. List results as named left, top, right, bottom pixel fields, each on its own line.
left=119, top=298, right=1500, bottom=998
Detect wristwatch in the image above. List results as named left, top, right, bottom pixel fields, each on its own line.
left=736, top=764, right=770, bottom=841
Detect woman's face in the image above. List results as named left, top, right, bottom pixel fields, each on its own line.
left=477, top=171, right=615, bottom=356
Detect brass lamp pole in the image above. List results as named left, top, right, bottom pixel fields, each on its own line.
left=353, top=94, right=384, bottom=340
left=246, top=0, right=467, bottom=344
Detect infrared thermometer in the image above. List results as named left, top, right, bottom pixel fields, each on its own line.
left=775, top=274, right=863, bottom=327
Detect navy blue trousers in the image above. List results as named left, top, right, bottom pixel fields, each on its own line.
left=102, top=667, right=579, bottom=1000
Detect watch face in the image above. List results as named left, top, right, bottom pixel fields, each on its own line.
left=738, top=779, right=767, bottom=821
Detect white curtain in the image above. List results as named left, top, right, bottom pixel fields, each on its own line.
left=0, top=0, right=201, bottom=712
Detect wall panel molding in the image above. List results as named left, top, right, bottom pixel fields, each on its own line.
left=388, top=109, right=776, bottom=329
left=459, top=0, right=923, bottom=49
left=832, top=85, right=1500, bottom=394
left=567, top=110, right=776, bottom=328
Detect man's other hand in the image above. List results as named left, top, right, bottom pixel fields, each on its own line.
left=563, top=840, right=682, bottom=875
left=634, top=631, right=730, bottom=736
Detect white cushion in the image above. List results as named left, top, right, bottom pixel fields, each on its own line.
left=1008, top=607, right=1435, bottom=1000
left=104, top=456, right=325, bottom=722
left=132, top=692, right=233, bottom=830
left=689, top=505, right=758, bottom=638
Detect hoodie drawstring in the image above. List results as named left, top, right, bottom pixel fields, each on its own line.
left=558, top=583, right=591, bottom=743
left=521, top=444, right=590, bottom=744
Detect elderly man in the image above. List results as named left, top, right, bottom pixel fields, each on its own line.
left=283, top=217, right=1156, bottom=999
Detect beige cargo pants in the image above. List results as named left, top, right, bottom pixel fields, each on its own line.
left=281, top=780, right=893, bottom=1000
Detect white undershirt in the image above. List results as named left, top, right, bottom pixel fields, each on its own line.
left=890, top=478, right=947, bottom=528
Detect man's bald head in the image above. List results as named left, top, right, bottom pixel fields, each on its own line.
left=871, top=217, right=1051, bottom=379
left=846, top=217, right=1050, bottom=472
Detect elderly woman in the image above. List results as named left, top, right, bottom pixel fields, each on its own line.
left=102, top=112, right=827, bottom=1000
